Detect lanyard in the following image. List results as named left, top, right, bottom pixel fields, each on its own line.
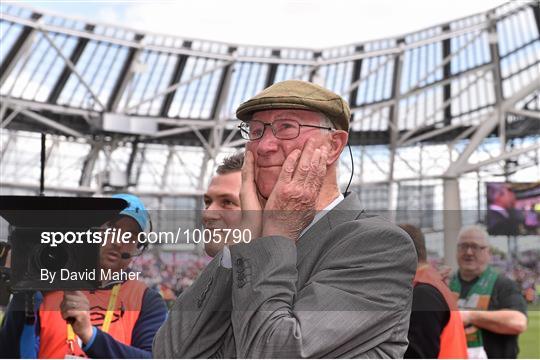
left=66, top=284, right=121, bottom=354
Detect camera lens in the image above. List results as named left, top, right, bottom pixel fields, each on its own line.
left=37, top=245, right=69, bottom=272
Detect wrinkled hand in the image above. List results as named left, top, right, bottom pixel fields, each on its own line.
left=236, top=150, right=263, bottom=242
left=262, top=139, right=328, bottom=241
left=61, top=291, right=93, bottom=344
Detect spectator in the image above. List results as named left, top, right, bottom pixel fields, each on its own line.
left=400, top=223, right=468, bottom=359
left=450, top=225, right=528, bottom=359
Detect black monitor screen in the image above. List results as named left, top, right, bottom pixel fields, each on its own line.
left=486, top=182, right=540, bottom=236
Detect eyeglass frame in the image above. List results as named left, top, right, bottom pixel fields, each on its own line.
left=457, top=243, right=488, bottom=252
left=237, top=119, right=334, bottom=141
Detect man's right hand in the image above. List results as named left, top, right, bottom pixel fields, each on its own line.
left=237, top=150, right=263, bottom=242
left=60, top=291, right=93, bottom=344
left=261, top=139, right=328, bottom=241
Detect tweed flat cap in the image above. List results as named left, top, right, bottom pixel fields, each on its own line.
left=236, top=80, right=351, bottom=131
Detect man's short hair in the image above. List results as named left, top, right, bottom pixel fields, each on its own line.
left=216, top=152, right=244, bottom=175
left=398, top=223, right=426, bottom=262
left=457, top=224, right=489, bottom=244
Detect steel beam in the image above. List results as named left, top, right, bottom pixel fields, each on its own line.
left=1, top=1, right=533, bottom=67
left=349, top=45, right=364, bottom=107
left=159, top=41, right=191, bottom=117
left=48, top=24, right=95, bottom=104
left=126, top=138, right=139, bottom=186
left=133, top=145, right=146, bottom=187
left=387, top=39, right=405, bottom=212
left=507, top=108, right=540, bottom=120
left=106, top=33, right=145, bottom=111
left=160, top=147, right=174, bottom=189
left=0, top=12, right=42, bottom=85
left=0, top=133, right=13, bottom=162
left=443, top=177, right=460, bottom=269
left=19, top=108, right=84, bottom=137
left=210, top=47, right=237, bottom=121
left=39, top=28, right=106, bottom=111
left=79, top=142, right=103, bottom=187
left=487, top=11, right=506, bottom=154
left=125, top=60, right=232, bottom=114
left=459, top=142, right=540, bottom=174
left=0, top=107, right=21, bottom=128
left=442, top=25, right=452, bottom=126
left=531, top=2, right=540, bottom=36
left=445, top=77, right=539, bottom=177
left=264, top=49, right=280, bottom=88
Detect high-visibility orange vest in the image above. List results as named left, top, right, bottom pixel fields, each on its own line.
left=38, top=280, right=146, bottom=358
left=413, top=265, right=468, bottom=359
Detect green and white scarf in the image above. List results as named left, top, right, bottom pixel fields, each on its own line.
left=450, top=266, right=499, bottom=349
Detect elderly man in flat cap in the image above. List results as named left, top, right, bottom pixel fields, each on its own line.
left=154, top=80, right=417, bottom=358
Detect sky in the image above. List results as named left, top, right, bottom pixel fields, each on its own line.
left=7, top=0, right=509, bottom=48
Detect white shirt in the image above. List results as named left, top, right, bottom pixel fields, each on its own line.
left=489, top=204, right=509, bottom=218
left=221, top=194, right=345, bottom=268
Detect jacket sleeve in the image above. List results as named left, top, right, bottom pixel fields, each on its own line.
left=228, top=222, right=417, bottom=358
left=152, top=254, right=234, bottom=358
left=84, top=288, right=167, bottom=358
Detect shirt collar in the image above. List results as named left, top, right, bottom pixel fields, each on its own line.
left=489, top=204, right=509, bottom=217
left=299, top=193, right=344, bottom=238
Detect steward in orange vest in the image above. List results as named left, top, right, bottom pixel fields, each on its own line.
left=412, top=264, right=469, bottom=358
left=400, top=224, right=468, bottom=359
left=0, top=194, right=167, bottom=358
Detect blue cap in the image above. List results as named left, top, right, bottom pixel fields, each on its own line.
left=111, top=193, right=150, bottom=232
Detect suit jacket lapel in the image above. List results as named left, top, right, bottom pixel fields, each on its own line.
left=296, top=192, right=365, bottom=266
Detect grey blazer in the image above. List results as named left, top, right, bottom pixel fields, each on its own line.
left=153, top=193, right=417, bottom=358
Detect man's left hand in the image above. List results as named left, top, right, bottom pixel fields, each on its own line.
left=60, top=291, right=93, bottom=344
left=460, top=310, right=474, bottom=326
left=262, top=139, right=329, bottom=241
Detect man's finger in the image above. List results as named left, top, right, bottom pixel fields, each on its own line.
left=319, top=146, right=329, bottom=176
left=304, top=148, right=322, bottom=189
left=241, top=151, right=255, bottom=186
left=240, top=151, right=261, bottom=211
left=292, top=139, right=316, bottom=184
left=61, top=309, right=80, bottom=321
left=277, top=149, right=301, bottom=184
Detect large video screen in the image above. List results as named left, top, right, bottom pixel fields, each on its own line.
left=486, top=182, right=540, bottom=236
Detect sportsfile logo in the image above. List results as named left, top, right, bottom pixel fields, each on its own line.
left=40, top=227, right=252, bottom=247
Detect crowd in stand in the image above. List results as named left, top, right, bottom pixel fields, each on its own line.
left=130, top=252, right=211, bottom=300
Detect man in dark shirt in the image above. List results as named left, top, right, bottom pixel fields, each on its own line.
left=451, top=225, right=528, bottom=358
left=401, top=224, right=467, bottom=359
left=487, top=183, right=525, bottom=236
left=405, top=279, right=450, bottom=358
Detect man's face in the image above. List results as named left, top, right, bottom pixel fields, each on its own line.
left=202, top=171, right=242, bottom=256
left=245, top=109, right=331, bottom=198
left=457, top=230, right=491, bottom=278
left=495, top=186, right=516, bottom=209
left=99, top=216, right=140, bottom=273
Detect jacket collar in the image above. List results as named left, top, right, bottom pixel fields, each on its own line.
left=296, top=192, right=365, bottom=264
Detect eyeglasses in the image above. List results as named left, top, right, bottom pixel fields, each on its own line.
left=458, top=243, right=488, bottom=252
left=238, top=119, right=333, bottom=141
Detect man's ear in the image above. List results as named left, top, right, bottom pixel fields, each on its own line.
left=326, top=130, right=348, bottom=165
